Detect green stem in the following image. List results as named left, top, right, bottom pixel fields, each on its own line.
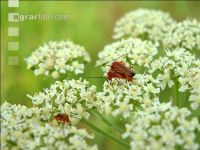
left=191, top=109, right=200, bottom=119
left=175, top=78, right=179, bottom=107
left=93, top=109, right=123, bottom=133
left=82, top=119, right=129, bottom=148
left=179, top=92, right=186, bottom=108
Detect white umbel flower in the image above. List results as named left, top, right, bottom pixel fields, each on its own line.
left=1, top=102, right=40, bottom=132
left=96, top=74, right=160, bottom=118
left=123, top=101, right=200, bottom=150
left=113, top=9, right=175, bottom=42
left=27, top=79, right=96, bottom=124
left=96, top=37, right=158, bottom=74
left=1, top=102, right=97, bottom=150
left=162, top=19, right=200, bottom=51
left=25, top=40, right=91, bottom=79
left=149, top=48, right=200, bottom=109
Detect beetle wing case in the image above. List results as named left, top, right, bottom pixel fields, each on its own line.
left=112, top=62, right=134, bottom=77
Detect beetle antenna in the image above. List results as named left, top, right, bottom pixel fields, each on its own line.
left=105, top=65, right=112, bottom=68
left=102, top=64, right=112, bottom=71
left=103, top=54, right=127, bottom=70
left=113, top=54, right=127, bottom=62
left=87, top=77, right=106, bottom=79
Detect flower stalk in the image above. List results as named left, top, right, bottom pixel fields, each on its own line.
left=92, top=109, right=123, bottom=133
left=82, top=118, right=130, bottom=148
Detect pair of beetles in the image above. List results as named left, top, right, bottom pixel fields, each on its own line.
left=55, top=54, right=135, bottom=124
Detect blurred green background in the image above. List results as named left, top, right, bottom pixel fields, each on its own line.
left=1, top=1, right=200, bottom=149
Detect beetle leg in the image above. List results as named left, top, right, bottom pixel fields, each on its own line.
left=106, top=78, right=111, bottom=85
left=61, top=122, right=65, bottom=128
left=114, top=78, right=120, bottom=86
left=117, top=79, right=120, bottom=86
left=57, top=122, right=61, bottom=127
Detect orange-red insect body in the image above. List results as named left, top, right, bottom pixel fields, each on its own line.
left=107, top=61, right=135, bottom=81
left=107, top=69, right=127, bottom=80
left=112, top=61, right=135, bottom=77
left=54, top=113, right=70, bottom=125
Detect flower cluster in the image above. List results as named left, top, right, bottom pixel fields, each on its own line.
left=113, top=9, right=175, bottom=42
left=27, top=78, right=97, bottom=124
left=96, top=33, right=200, bottom=114
left=162, top=19, right=200, bottom=51
left=113, top=9, right=200, bottom=52
left=123, top=101, right=200, bottom=150
left=25, top=40, right=91, bottom=79
left=1, top=102, right=97, bottom=150
left=149, top=48, right=200, bottom=109
left=96, top=37, right=158, bottom=74
left=96, top=74, right=160, bottom=118
left=1, top=102, right=41, bottom=133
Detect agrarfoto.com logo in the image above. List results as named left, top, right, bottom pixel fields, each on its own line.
left=9, top=13, right=70, bottom=22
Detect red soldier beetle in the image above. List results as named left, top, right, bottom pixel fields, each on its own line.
left=88, top=54, right=135, bottom=82
left=107, top=68, right=133, bottom=81
left=54, top=113, right=71, bottom=125
left=107, top=54, right=135, bottom=81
